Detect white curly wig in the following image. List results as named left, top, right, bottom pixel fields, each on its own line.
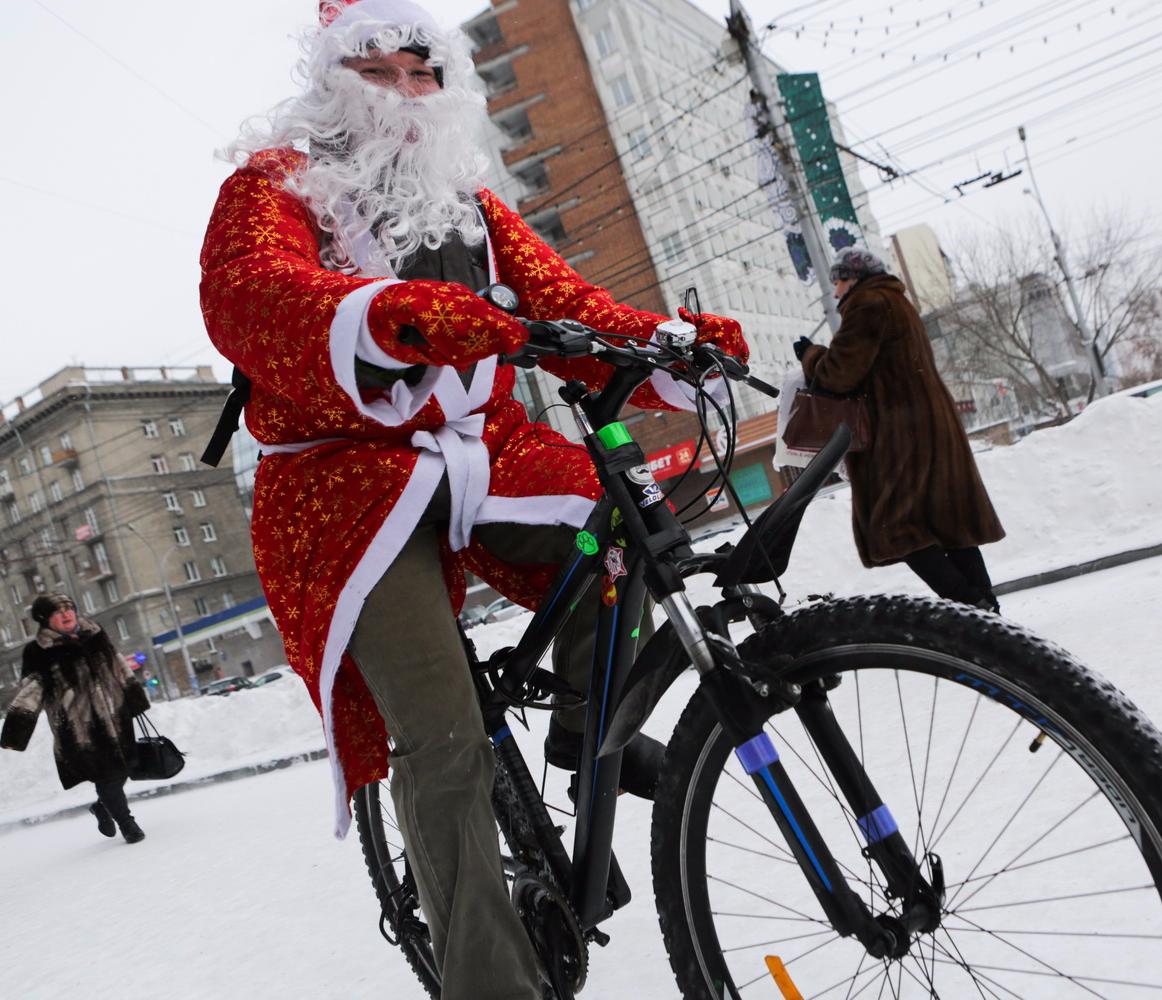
left=226, top=0, right=489, bottom=276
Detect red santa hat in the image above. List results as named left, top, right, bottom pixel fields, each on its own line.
left=319, top=0, right=439, bottom=33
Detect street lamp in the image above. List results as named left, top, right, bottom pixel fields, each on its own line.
left=124, top=522, right=197, bottom=697
left=1018, top=125, right=1110, bottom=398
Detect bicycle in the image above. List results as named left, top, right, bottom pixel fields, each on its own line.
left=352, top=304, right=1162, bottom=998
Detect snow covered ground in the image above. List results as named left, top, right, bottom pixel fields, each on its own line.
left=1, top=395, right=1160, bottom=999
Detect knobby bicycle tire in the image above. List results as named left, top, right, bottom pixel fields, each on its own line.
left=651, top=595, right=1162, bottom=999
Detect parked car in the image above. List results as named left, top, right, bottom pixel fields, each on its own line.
left=459, top=596, right=526, bottom=629
left=251, top=667, right=294, bottom=688
left=202, top=675, right=255, bottom=696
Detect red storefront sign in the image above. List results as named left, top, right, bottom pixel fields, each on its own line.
left=646, top=440, right=700, bottom=481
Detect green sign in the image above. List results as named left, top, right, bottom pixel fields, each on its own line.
left=730, top=464, right=773, bottom=508
left=776, top=73, right=863, bottom=254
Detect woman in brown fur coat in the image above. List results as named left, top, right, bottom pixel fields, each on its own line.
left=794, top=247, right=1005, bottom=610
left=1, top=593, right=151, bottom=842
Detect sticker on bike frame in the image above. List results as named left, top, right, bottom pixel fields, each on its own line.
left=575, top=530, right=599, bottom=555
left=601, top=576, right=619, bottom=607
left=604, top=545, right=627, bottom=581
left=626, top=464, right=654, bottom=485
left=639, top=481, right=664, bottom=508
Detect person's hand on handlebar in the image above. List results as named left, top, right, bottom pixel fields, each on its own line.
left=367, top=280, right=528, bottom=371
left=677, top=307, right=749, bottom=366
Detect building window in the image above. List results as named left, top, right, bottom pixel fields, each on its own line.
left=18, top=454, right=33, bottom=476
left=183, top=561, right=201, bottom=582
left=93, top=542, right=111, bottom=575
left=84, top=507, right=99, bottom=531
left=1, top=625, right=12, bottom=646
left=40, top=527, right=54, bottom=549
left=191, top=489, right=207, bottom=508
left=20, top=619, right=32, bottom=640
left=29, top=491, right=43, bottom=514
left=72, top=469, right=84, bottom=492
left=39, top=445, right=53, bottom=467
left=179, top=452, right=197, bottom=472
left=0, top=468, right=9, bottom=491
left=627, top=126, right=652, bottom=161
left=163, top=492, right=181, bottom=512
left=660, top=231, right=687, bottom=263
left=210, top=556, right=228, bottom=578
left=6, top=502, right=20, bottom=526
left=221, top=591, right=236, bottom=609
left=11, top=581, right=24, bottom=603
left=81, top=591, right=97, bottom=613
left=59, top=432, right=73, bottom=450
left=199, top=522, right=217, bottom=543
left=168, top=417, right=186, bottom=437
left=610, top=74, right=634, bottom=108
left=174, top=525, right=191, bottom=547
left=142, top=419, right=159, bottom=439
left=49, top=481, right=63, bottom=504
left=103, top=579, right=119, bottom=603
left=115, top=616, right=130, bottom=641
left=594, top=26, right=617, bottom=58
left=151, top=455, right=169, bottom=475
left=50, top=564, right=64, bottom=586
left=193, top=597, right=210, bottom=617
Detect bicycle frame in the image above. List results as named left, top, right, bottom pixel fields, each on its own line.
left=478, top=356, right=941, bottom=957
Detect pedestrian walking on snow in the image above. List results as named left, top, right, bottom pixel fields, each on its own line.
left=794, top=247, right=1005, bottom=611
left=1, top=594, right=150, bottom=843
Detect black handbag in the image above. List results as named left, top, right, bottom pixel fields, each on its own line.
left=128, top=714, right=186, bottom=781
left=782, top=382, right=872, bottom=454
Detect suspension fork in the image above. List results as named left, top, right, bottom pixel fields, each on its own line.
left=794, top=681, right=944, bottom=933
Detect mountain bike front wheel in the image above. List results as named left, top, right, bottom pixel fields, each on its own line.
left=652, top=595, right=1162, bottom=999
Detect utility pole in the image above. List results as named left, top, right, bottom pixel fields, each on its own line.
left=727, top=0, right=841, bottom=334
left=125, top=522, right=194, bottom=699
left=1018, top=126, right=1109, bottom=399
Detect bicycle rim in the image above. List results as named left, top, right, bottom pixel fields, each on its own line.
left=654, top=598, right=1162, bottom=999
left=352, top=780, right=442, bottom=995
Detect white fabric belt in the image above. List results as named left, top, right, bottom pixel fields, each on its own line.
left=258, top=415, right=491, bottom=552
left=409, top=413, right=489, bottom=552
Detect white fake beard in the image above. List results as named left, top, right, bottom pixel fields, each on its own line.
left=286, top=71, right=490, bottom=275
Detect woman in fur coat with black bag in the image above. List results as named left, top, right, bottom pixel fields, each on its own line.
left=1, top=593, right=151, bottom=843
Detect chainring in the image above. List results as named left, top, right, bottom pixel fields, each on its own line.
left=512, top=870, right=589, bottom=998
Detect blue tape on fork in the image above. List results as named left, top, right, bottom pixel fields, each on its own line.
left=857, top=804, right=899, bottom=845
left=490, top=725, right=512, bottom=747
left=735, top=732, right=780, bottom=774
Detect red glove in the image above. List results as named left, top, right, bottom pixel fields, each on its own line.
left=678, top=307, right=749, bottom=365
left=367, top=280, right=528, bottom=371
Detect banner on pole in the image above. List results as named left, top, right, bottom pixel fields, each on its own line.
left=776, top=73, right=863, bottom=261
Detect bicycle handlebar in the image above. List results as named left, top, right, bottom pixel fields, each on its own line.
left=498, top=317, right=780, bottom=400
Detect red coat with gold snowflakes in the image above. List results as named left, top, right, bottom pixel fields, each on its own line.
left=200, top=149, right=745, bottom=835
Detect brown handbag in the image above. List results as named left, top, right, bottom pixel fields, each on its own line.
left=782, top=384, right=872, bottom=453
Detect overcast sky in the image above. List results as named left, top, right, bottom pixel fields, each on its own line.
left=3, top=0, right=1159, bottom=403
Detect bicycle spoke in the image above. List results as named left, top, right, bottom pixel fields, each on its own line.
left=708, top=874, right=834, bottom=927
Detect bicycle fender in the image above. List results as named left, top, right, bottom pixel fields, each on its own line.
left=597, top=622, right=690, bottom=758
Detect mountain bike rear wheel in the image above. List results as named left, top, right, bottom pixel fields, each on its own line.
left=352, top=780, right=442, bottom=997
left=652, top=595, right=1162, bottom=999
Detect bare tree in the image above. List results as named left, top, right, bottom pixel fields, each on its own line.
left=930, top=210, right=1162, bottom=419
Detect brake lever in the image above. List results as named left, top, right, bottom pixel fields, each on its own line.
left=692, top=345, right=780, bottom=399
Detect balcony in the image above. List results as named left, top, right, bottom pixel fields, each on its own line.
left=52, top=447, right=79, bottom=467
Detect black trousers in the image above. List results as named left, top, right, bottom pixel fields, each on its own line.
left=93, top=776, right=133, bottom=825
left=903, top=545, right=998, bottom=610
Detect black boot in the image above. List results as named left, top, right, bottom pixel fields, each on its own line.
left=89, top=802, right=116, bottom=838
left=545, top=717, right=665, bottom=800
left=119, top=817, right=146, bottom=844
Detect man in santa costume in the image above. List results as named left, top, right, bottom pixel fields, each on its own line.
left=200, top=1, right=747, bottom=994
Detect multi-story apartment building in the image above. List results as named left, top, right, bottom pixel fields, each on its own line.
left=461, top=0, right=881, bottom=519
left=0, top=367, right=285, bottom=704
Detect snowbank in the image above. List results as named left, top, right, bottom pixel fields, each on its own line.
left=2, top=395, right=1158, bottom=823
